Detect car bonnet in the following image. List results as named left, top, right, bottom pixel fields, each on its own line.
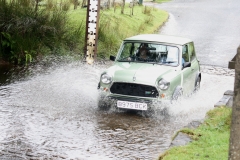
left=107, top=62, right=174, bottom=86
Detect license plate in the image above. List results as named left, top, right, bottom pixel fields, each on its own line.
left=117, top=100, right=147, bottom=110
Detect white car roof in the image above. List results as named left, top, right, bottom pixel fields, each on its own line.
left=124, top=34, right=192, bottom=45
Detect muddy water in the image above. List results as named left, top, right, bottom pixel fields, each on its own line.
left=1, top=0, right=238, bottom=158
left=0, top=61, right=234, bottom=160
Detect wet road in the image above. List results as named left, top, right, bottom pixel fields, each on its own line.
left=0, top=0, right=237, bottom=159
left=0, top=62, right=234, bottom=159
left=146, top=0, right=240, bottom=67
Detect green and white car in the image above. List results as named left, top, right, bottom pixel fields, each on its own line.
left=97, top=34, right=201, bottom=111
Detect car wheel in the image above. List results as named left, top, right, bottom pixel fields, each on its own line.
left=141, top=108, right=155, bottom=117
left=194, top=77, right=201, bottom=92
left=171, top=88, right=183, bottom=104
left=98, top=96, right=111, bottom=111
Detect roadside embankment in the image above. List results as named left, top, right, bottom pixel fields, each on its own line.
left=159, top=105, right=232, bottom=160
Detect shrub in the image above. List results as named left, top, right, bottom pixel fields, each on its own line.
left=0, top=0, right=83, bottom=64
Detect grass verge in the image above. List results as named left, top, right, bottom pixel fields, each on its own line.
left=159, top=106, right=231, bottom=160
left=0, top=0, right=169, bottom=64
left=68, top=5, right=169, bottom=58
left=154, top=0, right=171, bottom=3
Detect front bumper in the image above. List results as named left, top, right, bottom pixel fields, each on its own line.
left=98, top=81, right=172, bottom=110
left=98, top=90, right=171, bottom=110
left=108, top=94, right=157, bottom=103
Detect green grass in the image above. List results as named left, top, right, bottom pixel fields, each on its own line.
left=67, top=4, right=168, bottom=58
left=154, top=0, right=170, bottom=3
left=159, top=107, right=231, bottom=160
left=144, top=0, right=170, bottom=3
left=0, top=0, right=168, bottom=64
left=67, top=5, right=168, bottom=38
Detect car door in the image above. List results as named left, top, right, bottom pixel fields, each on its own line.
left=188, top=42, right=199, bottom=91
left=181, top=43, right=196, bottom=96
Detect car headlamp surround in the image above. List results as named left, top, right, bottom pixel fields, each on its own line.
left=158, top=78, right=170, bottom=90
left=101, top=73, right=112, bottom=84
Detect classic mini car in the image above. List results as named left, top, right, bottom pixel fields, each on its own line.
left=97, top=34, right=201, bottom=111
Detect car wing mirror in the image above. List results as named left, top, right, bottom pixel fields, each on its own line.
left=110, top=55, right=116, bottom=61
left=183, top=62, right=191, bottom=68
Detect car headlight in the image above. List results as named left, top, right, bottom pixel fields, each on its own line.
left=101, top=73, right=112, bottom=84
left=158, top=79, right=170, bottom=90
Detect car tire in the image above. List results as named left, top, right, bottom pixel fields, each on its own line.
left=98, top=96, right=111, bottom=111
left=194, top=77, right=201, bottom=93
left=141, top=108, right=155, bottom=117
left=171, top=87, right=183, bottom=104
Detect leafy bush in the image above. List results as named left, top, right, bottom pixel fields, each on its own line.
left=0, top=0, right=168, bottom=64
left=0, top=0, right=83, bottom=64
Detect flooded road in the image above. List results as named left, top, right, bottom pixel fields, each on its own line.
left=0, top=0, right=238, bottom=159
left=0, top=62, right=234, bottom=160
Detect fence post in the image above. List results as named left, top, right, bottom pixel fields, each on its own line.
left=229, top=45, right=240, bottom=160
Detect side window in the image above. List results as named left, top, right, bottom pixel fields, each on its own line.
left=188, top=42, right=196, bottom=61
left=182, top=45, right=189, bottom=63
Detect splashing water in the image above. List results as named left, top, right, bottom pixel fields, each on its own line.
left=0, top=59, right=234, bottom=159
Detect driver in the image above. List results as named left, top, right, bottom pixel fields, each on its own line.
left=139, top=43, right=149, bottom=60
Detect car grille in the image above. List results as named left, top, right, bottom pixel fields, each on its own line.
left=110, top=82, right=159, bottom=98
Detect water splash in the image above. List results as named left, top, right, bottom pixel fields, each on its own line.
left=0, top=59, right=234, bottom=159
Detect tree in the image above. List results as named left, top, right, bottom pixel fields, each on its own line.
left=229, top=45, right=240, bottom=160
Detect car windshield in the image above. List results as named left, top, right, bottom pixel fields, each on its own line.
left=116, top=42, right=179, bottom=66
